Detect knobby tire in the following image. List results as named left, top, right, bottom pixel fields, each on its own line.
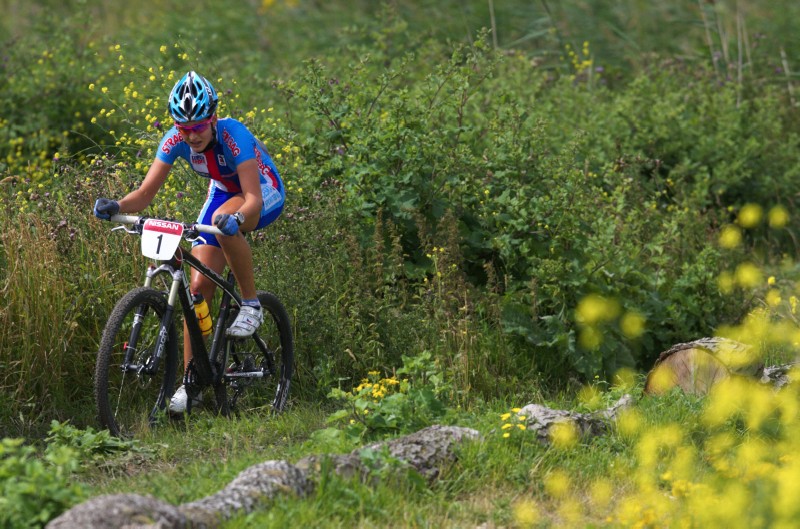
left=94, top=287, right=178, bottom=438
left=220, top=290, right=293, bottom=414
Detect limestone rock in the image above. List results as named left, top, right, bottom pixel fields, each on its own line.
left=760, top=363, right=798, bottom=389
left=179, top=460, right=310, bottom=526
left=518, top=394, right=633, bottom=444
left=47, top=425, right=480, bottom=528
left=46, top=494, right=186, bottom=529
left=363, top=425, right=481, bottom=479
left=297, top=425, right=482, bottom=481
left=294, top=453, right=367, bottom=481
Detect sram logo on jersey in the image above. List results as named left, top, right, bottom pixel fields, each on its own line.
left=222, top=130, right=240, bottom=156
left=160, top=131, right=183, bottom=154
left=143, top=219, right=183, bottom=234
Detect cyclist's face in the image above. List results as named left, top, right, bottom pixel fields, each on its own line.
left=176, top=116, right=216, bottom=152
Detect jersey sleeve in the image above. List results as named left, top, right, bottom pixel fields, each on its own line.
left=220, top=119, right=259, bottom=166
left=155, top=128, right=188, bottom=165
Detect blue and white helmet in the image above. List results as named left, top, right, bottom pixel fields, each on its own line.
left=168, top=71, right=219, bottom=123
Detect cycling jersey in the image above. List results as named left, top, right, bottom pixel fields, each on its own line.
left=156, top=117, right=285, bottom=247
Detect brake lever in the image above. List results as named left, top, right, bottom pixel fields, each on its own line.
left=111, top=225, right=141, bottom=234
left=184, top=226, right=208, bottom=245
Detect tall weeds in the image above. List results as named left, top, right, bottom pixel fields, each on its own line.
left=0, top=163, right=145, bottom=437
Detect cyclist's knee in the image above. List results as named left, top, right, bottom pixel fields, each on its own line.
left=191, top=275, right=217, bottom=300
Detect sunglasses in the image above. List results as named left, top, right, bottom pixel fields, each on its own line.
left=175, top=116, right=214, bottom=135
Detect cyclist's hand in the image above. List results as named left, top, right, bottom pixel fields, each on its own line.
left=93, top=198, right=120, bottom=220
left=214, top=213, right=240, bottom=236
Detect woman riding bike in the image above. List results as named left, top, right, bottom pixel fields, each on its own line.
left=93, top=71, right=285, bottom=413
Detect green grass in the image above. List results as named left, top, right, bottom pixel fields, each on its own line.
left=10, top=371, right=800, bottom=527
left=52, top=381, right=715, bottom=527
left=82, top=404, right=330, bottom=501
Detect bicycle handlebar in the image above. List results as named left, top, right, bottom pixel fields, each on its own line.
left=108, top=214, right=224, bottom=236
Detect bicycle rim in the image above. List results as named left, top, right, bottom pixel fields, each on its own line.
left=222, top=291, right=293, bottom=414
left=95, top=287, right=178, bottom=438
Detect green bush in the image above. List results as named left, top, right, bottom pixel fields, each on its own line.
left=0, top=438, right=85, bottom=528
left=279, top=28, right=795, bottom=380
left=316, top=351, right=449, bottom=445
left=0, top=421, right=143, bottom=527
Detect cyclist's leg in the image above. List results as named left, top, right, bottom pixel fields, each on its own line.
left=183, top=187, right=231, bottom=369
left=213, top=194, right=259, bottom=300
left=214, top=182, right=284, bottom=300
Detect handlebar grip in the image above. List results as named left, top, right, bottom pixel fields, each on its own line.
left=108, top=214, right=141, bottom=225
left=193, top=224, right=224, bottom=236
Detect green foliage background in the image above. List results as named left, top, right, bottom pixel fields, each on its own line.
left=1, top=0, right=799, bottom=437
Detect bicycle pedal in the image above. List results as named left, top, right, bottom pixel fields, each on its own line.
left=225, top=329, right=248, bottom=340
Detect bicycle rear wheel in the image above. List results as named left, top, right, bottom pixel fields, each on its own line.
left=95, top=287, right=178, bottom=438
left=220, top=291, right=293, bottom=414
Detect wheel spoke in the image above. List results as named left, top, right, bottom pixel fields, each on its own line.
left=95, top=287, right=178, bottom=438
left=219, top=291, right=293, bottom=415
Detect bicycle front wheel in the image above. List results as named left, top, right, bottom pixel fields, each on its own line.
left=95, top=286, right=178, bottom=438
left=221, top=291, right=293, bottom=414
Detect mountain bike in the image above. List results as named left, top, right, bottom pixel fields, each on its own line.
left=94, top=214, right=293, bottom=438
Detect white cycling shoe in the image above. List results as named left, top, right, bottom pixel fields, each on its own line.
left=168, top=385, right=203, bottom=414
left=227, top=305, right=264, bottom=338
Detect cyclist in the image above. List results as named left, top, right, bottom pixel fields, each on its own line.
left=93, top=71, right=285, bottom=413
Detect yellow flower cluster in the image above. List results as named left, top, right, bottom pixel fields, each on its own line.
left=499, top=407, right=526, bottom=439
left=720, top=204, right=791, bottom=252
left=259, top=0, right=299, bottom=14
left=574, top=294, right=647, bottom=349
left=353, top=372, right=403, bottom=403
left=564, top=41, right=594, bottom=82
left=521, top=359, right=800, bottom=528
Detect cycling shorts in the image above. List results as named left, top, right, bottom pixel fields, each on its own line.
left=193, top=181, right=285, bottom=248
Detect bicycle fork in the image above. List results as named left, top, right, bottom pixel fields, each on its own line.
left=122, top=310, right=174, bottom=378
left=120, top=263, right=183, bottom=378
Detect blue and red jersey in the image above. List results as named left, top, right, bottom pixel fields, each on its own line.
left=156, top=117, right=283, bottom=194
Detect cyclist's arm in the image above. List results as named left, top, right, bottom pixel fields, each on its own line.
left=236, top=158, right=264, bottom=230
left=117, top=159, right=172, bottom=213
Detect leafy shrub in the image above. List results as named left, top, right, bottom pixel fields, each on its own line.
left=45, top=420, right=145, bottom=459
left=0, top=8, right=116, bottom=189
left=318, top=351, right=449, bottom=444
left=281, top=23, right=799, bottom=381
left=0, top=438, right=85, bottom=528
left=0, top=421, right=144, bottom=527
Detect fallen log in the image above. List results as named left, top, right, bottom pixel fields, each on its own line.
left=643, top=337, right=800, bottom=396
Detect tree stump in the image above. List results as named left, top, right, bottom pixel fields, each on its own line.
left=644, top=337, right=762, bottom=396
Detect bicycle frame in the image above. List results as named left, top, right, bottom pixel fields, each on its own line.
left=142, top=247, right=241, bottom=387
left=96, top=214, right=292, bottom=437
left=110, top=215, right=255, bottom=386
left=111, top=214, right=277, bottom=395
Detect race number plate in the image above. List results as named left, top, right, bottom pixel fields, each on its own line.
left=141, top=219, right=184, bottom=260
